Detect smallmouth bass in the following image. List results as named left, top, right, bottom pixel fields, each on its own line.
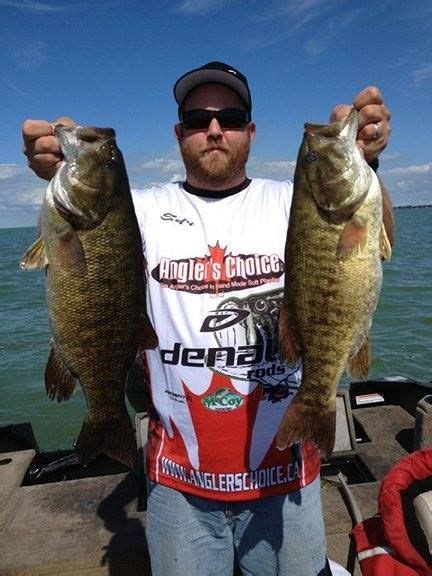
left=277, top=108, right=392, bottom=458
left=21, top=125, right=157, bottom=468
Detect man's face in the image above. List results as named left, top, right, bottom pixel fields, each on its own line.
left=175, top=83, right=256, bottom=188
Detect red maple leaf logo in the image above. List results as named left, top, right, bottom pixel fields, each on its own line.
left=205, top=242, right=229, bottom=288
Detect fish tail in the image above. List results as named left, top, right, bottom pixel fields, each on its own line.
left=275, top=395, right=336, bottom=459
left=75, top=414, right=137, bottom=469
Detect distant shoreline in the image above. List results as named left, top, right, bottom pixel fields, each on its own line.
left=1, top=204, right=430, bottom=231
left=395, top=204, right=432, bottom=210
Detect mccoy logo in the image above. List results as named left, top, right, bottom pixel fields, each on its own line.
left=202, top=387, right=244, bottom=412
left=151, top=242, right=284, bottom=295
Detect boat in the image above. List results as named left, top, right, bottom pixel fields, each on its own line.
left=0, top=376, right=431, bottom=575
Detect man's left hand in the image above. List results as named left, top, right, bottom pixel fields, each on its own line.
left=330, top=86, right=391, bottom=164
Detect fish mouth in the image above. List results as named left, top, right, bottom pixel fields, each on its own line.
left=55, top=125, right=116, bottom=142
left=54, top=125, right=117, bottom=161
left=76, top=126, right=116, bottom=142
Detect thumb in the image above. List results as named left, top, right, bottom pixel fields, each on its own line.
left=329, top=104, right=352, bottom=123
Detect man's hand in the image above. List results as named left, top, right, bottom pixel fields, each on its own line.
left=330, top=87, right=391, bottom=164
left=22, top=116, right=76, bottom=181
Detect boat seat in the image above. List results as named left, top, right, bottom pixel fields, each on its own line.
left=414, top=489, right=432, bottom=554
left=414, top=395, right=432, bottom=450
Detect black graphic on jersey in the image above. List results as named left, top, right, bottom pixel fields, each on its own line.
left=208, top=288, right=301, bottom=402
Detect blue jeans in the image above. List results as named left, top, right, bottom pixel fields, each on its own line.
left=146, top=475, right=328, bottom=576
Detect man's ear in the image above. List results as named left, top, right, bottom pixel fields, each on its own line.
left=174, top=123, right=183, bottom=140
left=247, top=122, right=256, bottom=142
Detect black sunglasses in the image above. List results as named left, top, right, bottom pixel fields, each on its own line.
left=180, top=108, right=250, bottom=130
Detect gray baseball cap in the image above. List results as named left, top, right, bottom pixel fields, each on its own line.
left=173, top=61, right=252, bottom=114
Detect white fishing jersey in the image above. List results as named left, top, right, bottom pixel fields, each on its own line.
left=132, top=178, right=320, bottom=501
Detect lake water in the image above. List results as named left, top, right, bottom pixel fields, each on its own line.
left=1, top=207, right=431, bottom=450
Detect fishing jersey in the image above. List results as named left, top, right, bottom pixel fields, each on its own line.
left=132, top=178, right=321, bottom=501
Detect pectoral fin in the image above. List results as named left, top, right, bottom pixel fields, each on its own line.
left=337, top=215, right=368, bottom=258
left=347, top=335, right=371, bottom=379
left=20, top=235, right=48, bottom=269
left=45, top=341, right=77, bottom=402
left=379, top=223, right=392, bottom=261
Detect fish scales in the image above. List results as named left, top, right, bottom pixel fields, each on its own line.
left=277, top=108, right=391, bottom=458
left=22, top=125, right=157, bottom=468
left=46, top=184, right=141, bottom=417
left=285, top=186, right=383, bottom=390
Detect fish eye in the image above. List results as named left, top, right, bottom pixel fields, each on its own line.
left=305, top=150, right=318, bottom=163
left=106, top=158, right=120, bottom=170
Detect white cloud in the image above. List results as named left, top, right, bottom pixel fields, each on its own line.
left=0, top=164, right=25, bottom=180
left=0, top=0, right=72, bottom=12
left=1, top=152, right=430, bottom=229
left=381, top=151, right=402, bottom=162
left=256, top=0, right=329, bottom=22
left=250, top=1, right=363, bottom=55
left=0, top=166, right=45, bottom=227
left=254, top=0, right=358, bottom=29
left=381, top=163, right=432, bottom=176
left=413, top=63, right=432, bottom=86
left=176, top=0, right=232, bottom=15
left=170, top=173, right=184, bottom=183
left=13, top=188, right=45, bottom=208
left=132, top=152, right=431, bottom=208
left=9, top=40, right=49, bottom=70
left=248, top=157, right=296, bottom=180
left=395, top=180, right=410, bottom=191
left=140, top=157, right=184, bottom=174
left=2, top=78, right=40, bottom=102
left=136, top=150, right=297, bottom=183
left=399, top=2, right=432, bottom=33
left=381, top=162, right=432, bottom=207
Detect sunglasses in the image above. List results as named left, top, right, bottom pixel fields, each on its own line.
left=180, top=108, right=250, bottom=130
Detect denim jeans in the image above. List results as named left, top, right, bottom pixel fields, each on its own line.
left=146, top=475, right=329, bottom=576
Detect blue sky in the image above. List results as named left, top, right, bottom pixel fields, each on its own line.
left=0, top=0, right=431, bottom=228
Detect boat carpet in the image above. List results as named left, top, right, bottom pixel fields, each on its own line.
left=353, top=404, right=414, bottom=480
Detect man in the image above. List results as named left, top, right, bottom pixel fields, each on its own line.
left=22, top=61, right=391, bottom=576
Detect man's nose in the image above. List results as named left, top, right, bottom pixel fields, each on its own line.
left=207, top=117, right=223, bottom=137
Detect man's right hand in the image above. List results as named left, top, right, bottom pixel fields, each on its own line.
left=22, top=117, right=76, bottom=181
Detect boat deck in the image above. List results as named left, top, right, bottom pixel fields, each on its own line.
left=0, top=378, right=430, bottom=575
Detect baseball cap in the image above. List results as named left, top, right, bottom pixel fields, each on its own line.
left=173, top=61, right=252, bottom=116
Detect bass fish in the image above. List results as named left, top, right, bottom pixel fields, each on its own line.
left=21, top=125, right=157, bottom=468
left=277, top=108, right=392, bottom=458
